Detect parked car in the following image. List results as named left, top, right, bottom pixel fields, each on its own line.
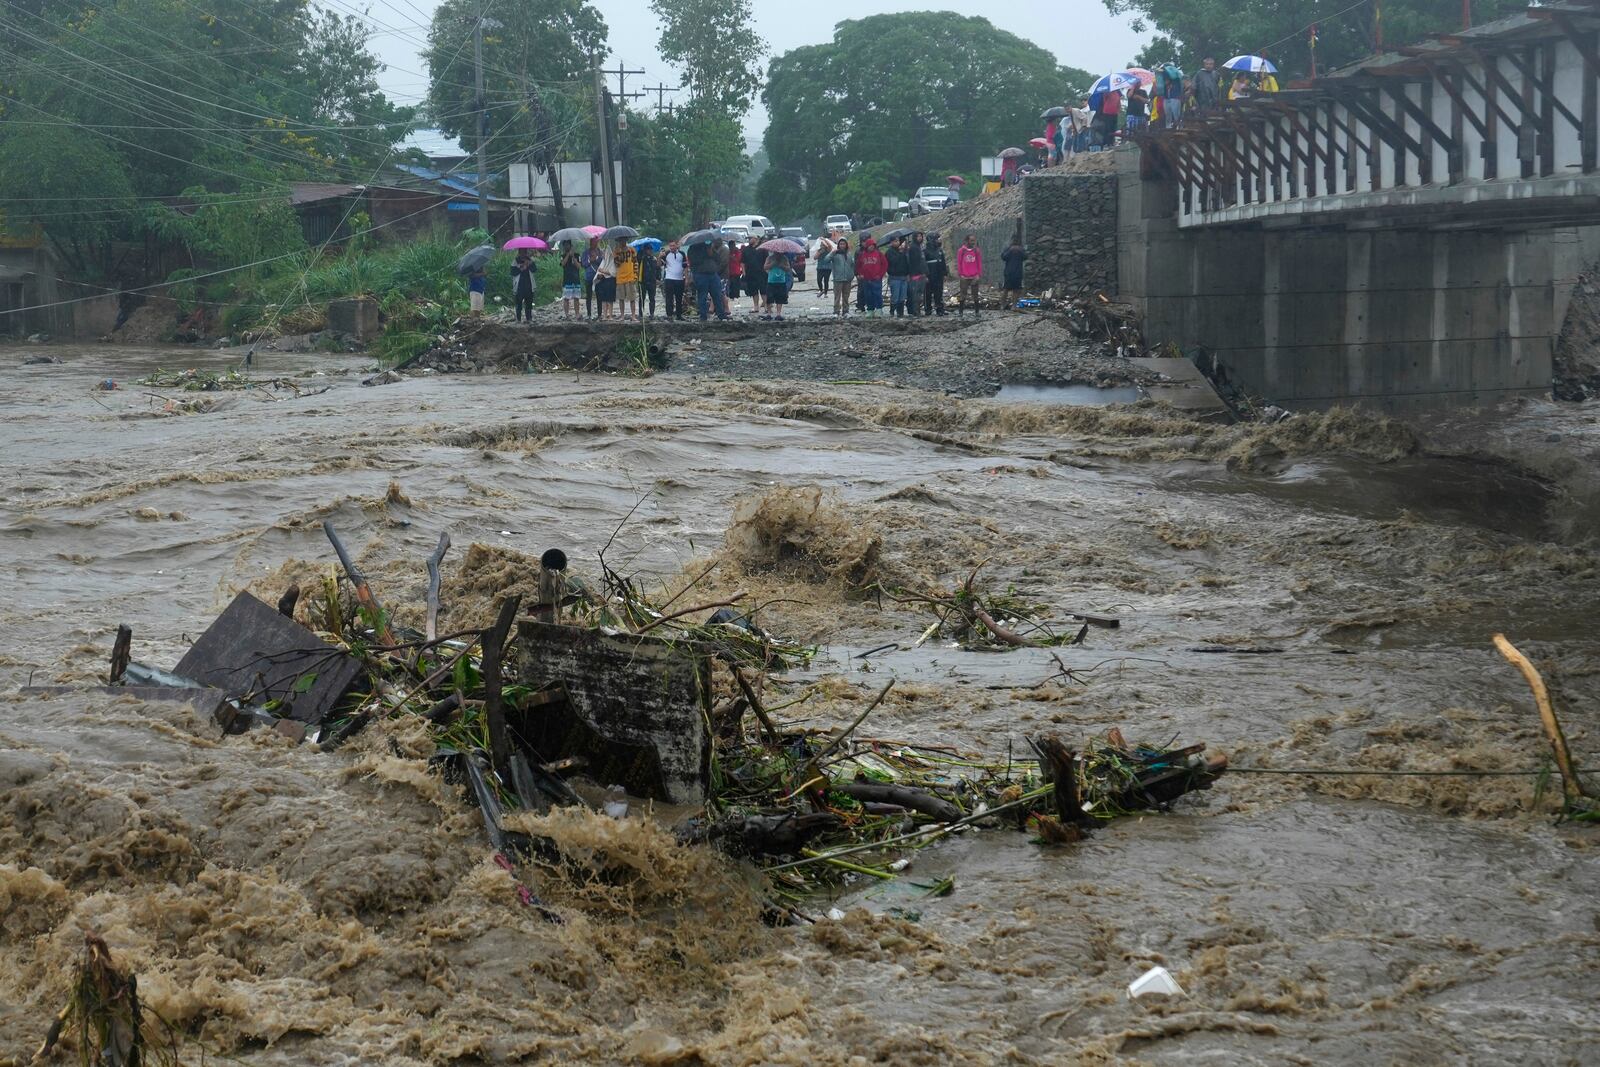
left=909, top=186, right=957, bottom=215
left=723, top=214, right=777, bottom=238
left=719, top=225, right=750, bottom=242
left=780, top=226, right=808, bottom=242
left=824, top=213, right=853, bottom=234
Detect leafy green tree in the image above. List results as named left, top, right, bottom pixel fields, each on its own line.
left=146, top=187, right=307, bottom=282
left=424, top=0, right=606, bottom=218
left=614, top=108, right=694, bottom=237
left=1103, top=0, right=1526, bottom=76
left=758, top=14, right=1091, bottom=222
left=649, top=0, right=765, bottom=227
left=0, top=123, right=136, bottom=274
left=826, top=161, right=897, bottom=223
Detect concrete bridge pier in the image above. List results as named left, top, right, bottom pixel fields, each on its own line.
left=1119, top=151, right=1600, bottom=411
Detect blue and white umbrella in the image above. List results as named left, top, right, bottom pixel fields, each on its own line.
left=1089, top=71, right=1140, bottom=95
left=1223, top=55, right=1277, bottom=74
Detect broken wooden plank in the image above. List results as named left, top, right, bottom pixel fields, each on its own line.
left=513, top=619, right=712, bottom=804
left=480, top=595, right=522, bottom=781
left=174, top=591, right=364, bottom=725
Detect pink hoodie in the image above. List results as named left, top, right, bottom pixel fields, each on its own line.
left=956, top=244, right=982, bottom=279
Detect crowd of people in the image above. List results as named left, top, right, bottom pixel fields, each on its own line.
left=1030, top=57, right=1282, bottom=168
left=489, top=229, right=1029, bottom=323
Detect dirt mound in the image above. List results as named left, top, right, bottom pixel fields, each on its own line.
left=112, top=297, right=183, bottom=345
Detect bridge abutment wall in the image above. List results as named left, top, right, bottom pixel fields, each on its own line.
left=1117, top=150, right=1600, bottom=411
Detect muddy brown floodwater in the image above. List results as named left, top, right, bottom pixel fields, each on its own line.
left=2, top=342, right=1598, bottom=1065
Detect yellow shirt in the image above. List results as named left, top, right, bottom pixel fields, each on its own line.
left=615, top=249, right=638, bottom=284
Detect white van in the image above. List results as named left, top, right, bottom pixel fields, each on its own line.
left=723, top=214, right=777, bottom=238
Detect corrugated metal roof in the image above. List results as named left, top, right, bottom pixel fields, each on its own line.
left=289, top=182, right=364, bottom=205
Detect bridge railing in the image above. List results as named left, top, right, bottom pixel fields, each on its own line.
left=1137, top=3, right=1600, bottom=226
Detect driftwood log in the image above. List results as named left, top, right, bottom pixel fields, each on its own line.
left=833, top=780, right=962, bottom=822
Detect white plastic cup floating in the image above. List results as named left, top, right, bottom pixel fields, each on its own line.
left=1127, top=966, right=1184, bottom=999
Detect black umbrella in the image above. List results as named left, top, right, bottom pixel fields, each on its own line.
left=455, top=244, right=495, bottom=275
left=680, top=229, right=719, bottom=245
left=602, top=224, right=639, bottom=240
left=1041, top=106, right=1068, bottom=120
left=878, top=227, right=914, bottom=242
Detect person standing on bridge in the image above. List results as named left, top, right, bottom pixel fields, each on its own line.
left=956, top=233, right=982, bottom=317
left=828, top=238, right=854, bottom=316
left=815, top=234, right=834, bottom=295
left=1191, top=56, right=1221, bottom=112
left=1156, top=61, right=1185, bottom=127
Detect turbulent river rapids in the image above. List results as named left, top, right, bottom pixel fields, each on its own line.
left=2, top=340, right=1598, bottom=1065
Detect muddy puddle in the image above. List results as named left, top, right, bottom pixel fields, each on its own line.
left=993, top=383, right=1146, bottom=406
left=1, top=343, right=1598, bottom=1064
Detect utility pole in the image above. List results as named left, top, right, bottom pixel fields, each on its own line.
left=602, top=64, right=647, bottom=102
left=471, top=16, right=503, bottom=232
left=473, top=18, right=489, bottom=232
left=593, top=68, right=618, bottom=226
left=643, top=82, right=682, bottom=113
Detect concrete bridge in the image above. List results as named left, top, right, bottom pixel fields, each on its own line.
left=1119, top=2, right=1600, bottom=410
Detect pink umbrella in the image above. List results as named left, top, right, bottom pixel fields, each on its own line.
left=761, top=238, right=806, bottom=255
left=581, top=225, right=607, bottom=238
left=502, top=235, right=548, bottom=251
left=1029, top=136, right=1049, bottom=148
left=1125, top=67, right=1156, bottom=89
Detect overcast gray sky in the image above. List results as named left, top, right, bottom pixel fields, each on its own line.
left=362, top=1, right=1149, bottom=141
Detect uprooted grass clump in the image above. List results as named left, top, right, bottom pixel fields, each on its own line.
left=723, top=486, right=883, bottom=589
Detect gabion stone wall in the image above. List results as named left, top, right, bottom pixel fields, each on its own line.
left=1021, top=172, right=1118, bottom=296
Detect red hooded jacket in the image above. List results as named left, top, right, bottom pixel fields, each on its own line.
left=855, top=240, right=888, bottom=282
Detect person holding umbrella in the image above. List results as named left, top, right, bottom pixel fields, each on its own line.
left=815, top=234, right=834, bottom=295
left=687, top=234, right=729, bottom=322
left=511, top=251, right=537, bottom=323
left=763, top=247, right=793, bottom=321
left=638, top=242, right=661, bottom=319
left=581, top=237, right=602, bottom=319
left=594, top=240, right=618, bottom=319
